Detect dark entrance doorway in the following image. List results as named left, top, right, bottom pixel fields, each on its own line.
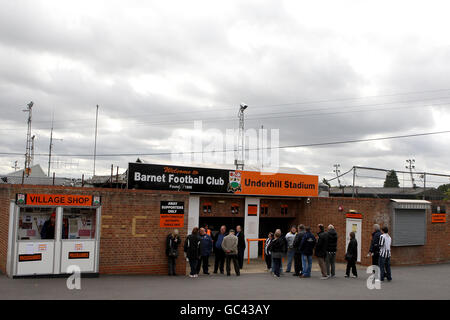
left=199, top=217, right=245, bottom=239
left=258, top=217, right=296, bottom=256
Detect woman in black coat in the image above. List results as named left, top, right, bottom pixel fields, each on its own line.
left=267, top=231, right=286, bottom=278
left=184, top=227, right=201, bottom=277
left=345, top=232, right=358, bottom=278
left=166, top=229, right=180, bottom=276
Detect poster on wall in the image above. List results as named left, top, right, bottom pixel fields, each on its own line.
left=128, top=163, right=319, bottom=197
left=160, top=201, right=184, bottom=228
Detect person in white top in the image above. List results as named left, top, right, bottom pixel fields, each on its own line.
left=379, top=226, right=392, bottom=282
left=284, top=226, right=297, bottom=273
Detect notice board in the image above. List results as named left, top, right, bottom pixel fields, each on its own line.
left=160, top=201, right=184, bottom=228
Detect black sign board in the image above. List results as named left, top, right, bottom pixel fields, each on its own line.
left=160, top=201, right=185, bottom=214
left=128, top=162, right=231, bottom=193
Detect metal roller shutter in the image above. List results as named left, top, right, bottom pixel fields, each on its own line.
left=392, top=209, right=426, bottom=246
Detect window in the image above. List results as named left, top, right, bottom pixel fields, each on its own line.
left=231, top=204, right=239, bottom=214
left=62, top=208, right=96, bottom=239
left=281, top=205, right=288, bottom=215
left=18, top=207, right=56, bottom=240
left=260, top=204, right=268, bottom=216
left=392, top=209, right=426, bottom=246
left=202, top=202, right=212, bottom=214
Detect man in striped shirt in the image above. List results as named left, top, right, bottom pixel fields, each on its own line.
left=379, top=226, right=392, bottom=282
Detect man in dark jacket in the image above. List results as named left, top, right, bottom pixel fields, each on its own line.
left=368, top=224, right=382, bottom=266
left=315, top=224, right=329, bottom=279
left=299, top=226, right=316, bottom=278
left=325, top=224, right=338, bottom=278
left=213, top=225, right=227, bottom=274
left=40, top=212, right=56, bottom=239
left=292, top=224, right=306, bottom=276
left=197, top=227, right=213, bottom=275
left=236, top=225, right=246, bottom=269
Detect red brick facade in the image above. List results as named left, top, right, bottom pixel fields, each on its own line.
left=0, top=184, right=448, bottom=275
left=294, top=197, right=450, bottom=266
left=0, top=184, right=189, bottom=275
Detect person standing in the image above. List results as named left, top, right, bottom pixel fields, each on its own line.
left=213, top=225, right=227, bottom=274
left=197, top=227, right=213, bottom=275
left=184, top=227, right=201, bottom=278
left=166, top=229, right=180, bottom=276
left=284, top=226, right=297, bottom=273
left=345, top=231, right=358, bottom=278
left=292, top=224, right=306, bottom=276
left=40, top=212, right=56, bottom=239
left=315, top=224, right=329, bottom=279
left=221, top=229, right=240, bottom=276
left=368, top=224, right=382, bottom=267
left=268, top=230, right=286, bottom=278
left=236, top=225, right=246, bottom=269
left=299, top=226, right=316, bottom=278
left=325, top=224, right=338, bottom=278
left=379, top=226, right=392, bottom=282
left=264, top=232, right=274, bottom=271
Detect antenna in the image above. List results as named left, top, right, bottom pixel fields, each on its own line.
left=31, top=135, right=36, bottom=166
left=93, top=104, right=99, bottom=177
left=23, top=101, right=33, bottom=176
left=235, top=103, right=248, bottom=170
left=47, top=114, right=63, bottom=176
left=405, top=159, right=416, bottom=188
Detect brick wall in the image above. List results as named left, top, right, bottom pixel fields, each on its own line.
left=294, top=197, right=450, bottom=266
left=0, top=186, right=11, bottom=274
left=0, top=184, right=189, bottom=275
left=1, top=184, right=448, bottom=275
left=199, top=196, right=245, bottom=217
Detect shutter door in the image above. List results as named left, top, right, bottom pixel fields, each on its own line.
left=393, top=209, right=426, bottom=246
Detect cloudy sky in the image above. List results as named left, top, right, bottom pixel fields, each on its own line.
left=1, top=0, right=449, bottom=187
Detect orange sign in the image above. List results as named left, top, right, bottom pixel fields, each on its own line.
left=432, top=214, right=446, bottom=223
left=19, top=254, right=42, bottom=262
left=68, top=252, right=90, bottom=259
left=235, top=171, right=318, bottom=197
left=346, top=212, right=363, bottom=219
left=247, top=204, right=258, bottom=216
left=25, top=194, right=93, bottom=206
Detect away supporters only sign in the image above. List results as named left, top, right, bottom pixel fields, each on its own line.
left=160, top=201, right=184, bottom=228
left=128, top=163, right=319, bottom=197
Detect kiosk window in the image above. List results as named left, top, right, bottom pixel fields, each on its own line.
left=62, top=208, right=96, bottom=239
left=18, top=207, right=56, bottom=240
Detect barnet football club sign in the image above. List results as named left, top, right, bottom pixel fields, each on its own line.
left=128, top=163, right=318, bottom=197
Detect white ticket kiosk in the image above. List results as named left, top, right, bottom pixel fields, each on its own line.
left=7, top=193, right=101, bottom=278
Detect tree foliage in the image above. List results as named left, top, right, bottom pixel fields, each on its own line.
left=383, top=170, right=400, bottom=188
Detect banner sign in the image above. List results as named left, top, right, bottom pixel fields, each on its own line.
left=128, top=163, right=318, bottom=197
left=160, top=201, right=184, bottom=228
left=16, top=194, right=99, bottom=207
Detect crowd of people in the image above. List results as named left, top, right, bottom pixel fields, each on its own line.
left=165, top=223, right=392, bottom=281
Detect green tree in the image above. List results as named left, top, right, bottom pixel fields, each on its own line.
left=437, top=183, right=450, bottom=194
left=445, top=189, right=450, bottom=201
left=383, top=170, right=400, bottom=188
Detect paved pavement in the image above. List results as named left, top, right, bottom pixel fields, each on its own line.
left=1, top=261, right=449, bottom=300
